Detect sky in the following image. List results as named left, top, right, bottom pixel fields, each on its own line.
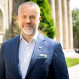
left=70, top=0, right=79, bottom=10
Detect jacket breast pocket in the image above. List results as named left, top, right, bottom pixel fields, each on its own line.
left=34, top=58, right=48, bottom=69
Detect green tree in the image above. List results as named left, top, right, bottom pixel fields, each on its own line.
left=25, top=0, right=57, bottom=39
left=72, top=8, right=79, bottom=40
left=72, top=8, right=79, bottom=47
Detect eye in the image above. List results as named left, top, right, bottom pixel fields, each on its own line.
left=22, top=16, right=26, bottom=18
left=30, top=16, right=36, bottom=19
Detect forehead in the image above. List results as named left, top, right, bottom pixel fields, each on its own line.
left=19, top=5, right=38, bottom=15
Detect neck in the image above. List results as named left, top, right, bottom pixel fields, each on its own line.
left=21, top=32, right=36, bottom=43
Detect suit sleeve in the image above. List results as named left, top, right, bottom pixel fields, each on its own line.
left=0, top=43, right=5, bottom=79
left=53, top=43, right=69, bottom=79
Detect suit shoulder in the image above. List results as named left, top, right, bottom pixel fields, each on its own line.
left=43, top=36, right=63, bottom=50
left=2, top=35, right=20, bottom=45
left=45, top=36, right=60, bottom=45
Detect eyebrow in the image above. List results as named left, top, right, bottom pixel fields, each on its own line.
left=22, top=14, right=37, bottom=17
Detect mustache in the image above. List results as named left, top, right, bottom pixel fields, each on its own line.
left=22, top=23, right=33, bottom=27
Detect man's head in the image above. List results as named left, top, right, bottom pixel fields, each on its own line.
left=17, top=1, right=41, bottom=36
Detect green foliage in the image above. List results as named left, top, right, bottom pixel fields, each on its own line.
left=11, top=12, right=21, bottom=37
left=72, top=8, right=79, bottom=40
left=65, top=58, right=79, bottom=68
left=25, top=0, right=57, bottom=39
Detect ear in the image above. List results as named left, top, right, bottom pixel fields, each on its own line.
left=39, top=16, right=41, bottom=21
left=17, top=16, right=19, bottom=21
left=17, top=16, right=20, bottom=24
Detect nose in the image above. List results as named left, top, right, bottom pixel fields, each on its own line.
left=25, top=17, right=31, bottom=23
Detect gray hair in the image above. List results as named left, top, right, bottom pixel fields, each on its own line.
left=18, top=1, right=40, bottom=17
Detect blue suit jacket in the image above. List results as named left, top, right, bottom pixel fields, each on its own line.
left=0, top=32, right=69, bottom=79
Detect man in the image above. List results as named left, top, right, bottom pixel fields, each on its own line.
left=0, top=1, right=69, bottom=79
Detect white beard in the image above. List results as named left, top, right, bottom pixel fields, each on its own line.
left=22, top=27, right=34, bottom=36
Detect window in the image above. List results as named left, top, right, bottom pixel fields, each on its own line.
left=0, top=9, right=3, bottom=32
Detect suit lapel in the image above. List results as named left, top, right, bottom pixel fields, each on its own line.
left=13, top=35, right=20, bottom=67
left=25, top=32, right=45, bottom=78
left=13, top=35, right=22, bottom=79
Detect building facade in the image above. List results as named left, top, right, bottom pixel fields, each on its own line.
left=0, top=0, right=13, bottom=47
left=0, top=0, right=73, bottom=52
left=49, top=0, right=73, bottom=52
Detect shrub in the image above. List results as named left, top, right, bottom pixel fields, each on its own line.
left=11, top=12, right=20, bottom=37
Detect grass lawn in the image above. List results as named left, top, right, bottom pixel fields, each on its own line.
left=65, top=58, right=79, bottom=68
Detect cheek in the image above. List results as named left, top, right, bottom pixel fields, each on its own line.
left=32, top=20, right=39, bottom=26
left=18, top=22, right=23, bottom=30
left=18, top=20, right=24, bottom=27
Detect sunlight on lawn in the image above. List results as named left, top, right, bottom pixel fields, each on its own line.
left=65, top=58, right=79, bottom=68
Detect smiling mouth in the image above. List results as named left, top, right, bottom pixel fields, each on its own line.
left=23, top=23, right=33, bottom=27
left=23, top=25, right=31, bottom=27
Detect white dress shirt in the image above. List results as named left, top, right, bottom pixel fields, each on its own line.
left=18, top=31, right=38, bottom=79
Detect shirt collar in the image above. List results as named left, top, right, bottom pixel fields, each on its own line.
left=20, top=30, right=38, bottom=43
